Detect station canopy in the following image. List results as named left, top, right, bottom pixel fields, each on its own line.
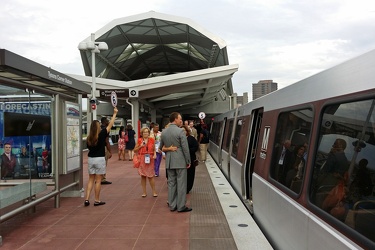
left=73, top=11, right=238, bottom=117
left=0, top=49, right=91, bottom=99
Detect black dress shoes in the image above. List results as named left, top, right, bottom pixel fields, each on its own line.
left=178, top=207, right=192, bottom=212
left=94, top=201, right=106, bottom=206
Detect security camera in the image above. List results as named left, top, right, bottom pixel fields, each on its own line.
left=90, top=98, right=99, bottom=105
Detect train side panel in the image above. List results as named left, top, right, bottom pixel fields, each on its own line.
left=252, top=174, right=361, bottom=249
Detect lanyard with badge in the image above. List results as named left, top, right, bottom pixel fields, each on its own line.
left=143, top=140, right=151, bottom=164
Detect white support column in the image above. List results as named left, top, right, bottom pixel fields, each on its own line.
left=132, top=99, right=139, bottom=134
left=86, top=97, right=92, bottom=133
left=90, top=33, right=97, bottom=121
left=232, top=93, right=238, bottom=109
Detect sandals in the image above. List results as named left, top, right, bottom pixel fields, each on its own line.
left=84, top=200, right=90, bottom=206
left=94, top=201, right=106, bottom=206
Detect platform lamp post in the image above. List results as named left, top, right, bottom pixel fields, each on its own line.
left=78, top=33, right=108, bottom=121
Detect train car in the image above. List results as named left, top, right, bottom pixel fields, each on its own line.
left=209, top=108, right=237, bottom=179
left=209, top=49, right=375, bottom=249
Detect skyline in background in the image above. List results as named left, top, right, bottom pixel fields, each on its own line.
left=1, top=0, right=375, bottom=97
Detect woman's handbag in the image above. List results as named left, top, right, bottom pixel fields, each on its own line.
left=133, top=154, right=140, bottom=168
left=124, top=132, right=129, bottom=143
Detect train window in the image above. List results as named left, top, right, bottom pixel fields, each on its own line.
left=232, top=116, right=251, bottom=163
left=310, top=99, right=375, bottom=242
left=222, top=119, right=234, bottom=152
left=270, top=109, right=312, bottom=193
left=211, top=121, right=222, bottom=145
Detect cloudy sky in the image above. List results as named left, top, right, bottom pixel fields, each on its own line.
left=1, top=0, right=375, bottom=97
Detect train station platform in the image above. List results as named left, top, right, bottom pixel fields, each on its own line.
left=0, top=145, right=271, bottom=250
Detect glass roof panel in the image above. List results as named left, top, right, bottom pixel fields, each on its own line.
left=106, top=27, right=122, bottom=38
left=144, top=29, right=157, bottom=35
left=138, top=19, right=154, bottom=27
left=128, top=20, right=144, bottom=26
left=98, top=67, right=107, bottom=78
left=114, top=52, right=129, bottom=64
left=187, top=27, right=205, bottom=37
left=157, top=29, right=171, bottom=36
left=165, top=43, right=206, bottom=61
left=120, top=25, right=137, bottom=33
left=110, top=45, right=128, bottom=56
left=191, top=44, right=210, bottom=57
left=126, top=26, right=154, bottom=35
left=175, top=24, right=188, bottom=33
left=158, top=25, right=186, bottom=35
left=154, top=19, right=176, bottom=27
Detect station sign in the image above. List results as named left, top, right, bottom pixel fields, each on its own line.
left=100, top=89, right=127, bottom=97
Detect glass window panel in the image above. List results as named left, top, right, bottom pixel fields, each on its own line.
left=270, top=109, right=312, bottom=193
left=211, top=121, right=223, bottom=145
left=232, top=116, right=251, bottom=163
left=310, top=99, right=375, bottom=242
left=222, top=119, right=233, bottom=152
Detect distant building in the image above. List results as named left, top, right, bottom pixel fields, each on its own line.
left=236, top=92, right=248, bottom=107
left=252, top=80, right=278, bottom=100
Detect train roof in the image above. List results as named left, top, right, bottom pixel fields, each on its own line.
left=244, top=48, right=375, bottom=113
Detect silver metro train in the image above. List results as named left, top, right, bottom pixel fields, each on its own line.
left=209, top=49, right=375, bottom=249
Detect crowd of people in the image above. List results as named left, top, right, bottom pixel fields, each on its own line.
left=84, top=110, right=210, bottom=213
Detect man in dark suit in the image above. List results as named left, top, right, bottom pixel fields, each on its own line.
left=1, top=143, right=17, bottom=179
left=275, top=139, right=293, bottom=184
left=160, top=112, right=192, bottom=212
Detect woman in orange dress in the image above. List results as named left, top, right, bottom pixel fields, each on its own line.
left=134, top=127, right=158, bottom=197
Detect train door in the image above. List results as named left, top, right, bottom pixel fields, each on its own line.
left=221, top=118, right=234, bottom=178
left=245, top=108, right=263, bottom=199
left=217, top=118, right=227, bottom=169
left=208, top=118, right=226, bottom=168
left=229, top=114, right=252, bottom=196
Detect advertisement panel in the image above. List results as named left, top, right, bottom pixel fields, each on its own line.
left=0, top=102, right=52, bottom=179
